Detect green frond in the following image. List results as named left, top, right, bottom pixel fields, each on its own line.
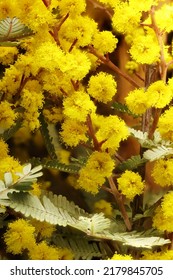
left=129, top=128, right=173, bottom=149
left=93, top=230, right=170, bottom=249
left=75, top=213, right=111, bottom=234
left=8, top=191, right=88, bottom=226
left=43, top=160, right=80, bottom=173
left=143, top=145, right=173, bottom=161
left=53, top=234, right=105, bottom=260
left=117, top=155, right=147, bottom=172
left=0, top=17, right=33, bottom=44
left=31, top=157, right=80, bottom=173
left=39, top=113, right=57, bottom=160
left=112, top=102, right=140, bottom=118
left=8, top=191, right=170, bottom=249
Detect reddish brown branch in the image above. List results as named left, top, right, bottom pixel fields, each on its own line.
left=69, top=38, right=78, bottom=52
left=86, top=115, right=101, bottom=151
left=150, top=6, right=167, bottom=82
left=88, top=45, right=140, bottom=88
left=108, top=176, right=132, bottom=231
left=42, top=0, right=51, bottom=7
left=49, top=13, right=69, bottom=45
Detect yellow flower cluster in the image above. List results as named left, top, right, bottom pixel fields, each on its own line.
left=142, top=249, right=173, bottom=260
left=0, top=47, right=18, bottom=65
left=126, top=80, right=173, bottom=114
left=20, top=80, right=44, bottom=131
left=59, top=16, right=97, bottom=47
left=31, top=219, right=56, bottom=238
left=125, top=60, right=139, bottom=74
left=0, top=101, right=17, bottom=131
left=28, top=241, right=73, bottom=260
left=92, top=31, right=118, bottom=54
left=60, top=118, right=88, bottom=147
left=0, top=0, right=55, bottom=32
left=153, top=191, right=173, bottom=232
left=117, top=170, right=144, bottom=200
left=43, top=107, right=63, bottom=123
left=158, top=107, right=173, bottom=141
left=4, top=218, right=73, bottom=259
left=87, top=72, right=117, bottom=103
left=109, top=253, right=133, bottom=260
left=0, top=65, right=22, bottom=101
left=57, top=0, right=86, bottom=16
left=152, top=158, right=173, bottom=187
left=112, top=2, right=141, bottom=34
left=78, top=151, right=115, bottom=194
left=4, top=219, right=35, bottom=255
left=94, top=199, right=113, bottom=217
left=0, top=156, right=22, bottom=180
left=111, top=1, right=171, bottom=65
left=125, top=88, right=150, bottom=115
left=0, top=139, right=9, bottom=160
left=147, top=80, right=173, bottom=109
left=155, top=4, right=173, bottom=33
left=63, top=90, right=96, bottom=122
left=93, top=115, right=129, bottom=153
left=129, top=30, right=160, bottom=65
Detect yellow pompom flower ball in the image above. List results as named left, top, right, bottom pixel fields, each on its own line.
left=87, top=72, right=117, bottom=103
left=117, top=170, right=144, bottom=200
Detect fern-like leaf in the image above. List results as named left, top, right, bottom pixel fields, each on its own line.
left=53, top=234, right=104, bottom=260
left=112, top=102, right=140, bottom=118
left=0, top=17, right=33, bottom=43
left=44, top=160, right=80, bottom=173
left=8, top=191, right=170, bottom=249
left=39, top=113, right=57, bottom=160
left=129, top=128, right=172, bottom=149
left=92, top=230, right=170, bottom=249
left=31, top=157, right=80, bottom=173
left=76, top=213, right=111, bottom=235
left=8, top=191, right=88, bottom=226
left=117, top=155, right=147, bottom=172
left=143, top=145, right=173, bottom=161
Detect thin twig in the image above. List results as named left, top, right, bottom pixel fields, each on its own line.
left=134, top=72, right=145, bottom=82
left=87, top=0, right=113, bottom=19
left=108, top=176, right=132, bottom=231
left=86, top=114, right=100, bottom=151
left=150, top=6, right=167, bottom=82
left=49, top=13, right=69, bottom=45
left=148, top=108, right=162, bottom=139
left=42, top=0, right=51, bottom=7
left=88, top=45, right=140, bottom=88
left=69, top=38, right=78, bottom=52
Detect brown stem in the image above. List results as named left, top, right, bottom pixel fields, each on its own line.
left=69, top=38, right=78, bottom=52
left=86, top=0, right=113, bottom=18
left=86, top=114, right=101, bottom=151
left=134, top=72, right=145, bottom=82
left=71, top=79, right=80, bottom=91
left=108, top=176, right=132, bottom=231
left=142, top=64, right=160, bottom=134
left=101, top=185, right=112, bottom=193
left=13, top=75, right=30, bottom=103
left=150, top=6, right=167, bottom=82
left=148, top=108, right=162, bottom=139
left=88, top=45, right=140, bottom=88
left=49, top=13, right=69, bottom=45
left=42, top=0, right=51, bottom=7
